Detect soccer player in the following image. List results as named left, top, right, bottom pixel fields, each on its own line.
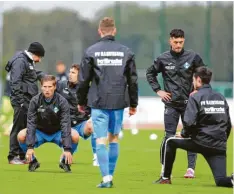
left=154, top=67, right=233, bottom=187
left=77, top=17, right=138, bottom=188
left=17, top=75, right=78, bottom=172
left=5, top=42, right=45, bottom=164
left=146, top=29, right=205, bottom=178
left=56, top=64, right=98, bottom=166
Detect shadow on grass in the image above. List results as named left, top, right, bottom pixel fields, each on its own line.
left=71, top=162, right=91, bottom=166
left=2, top=168, right=78, bottom=174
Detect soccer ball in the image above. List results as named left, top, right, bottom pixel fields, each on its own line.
left=149, top=133, right=158, bottom=140
left=131, top=128, right=139, bottom=135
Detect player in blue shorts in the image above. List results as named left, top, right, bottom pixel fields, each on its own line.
left=77, top=17, right=138, bottom=188
left=56, top=64, right=98, bottom=166
left=17, top=75, right=78, bottom=172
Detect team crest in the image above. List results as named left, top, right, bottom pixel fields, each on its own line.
left=54, top=106, right=59, bottom=113
left=184, top=62, right=190, bottom=69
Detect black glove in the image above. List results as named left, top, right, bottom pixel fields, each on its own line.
left=180, top=128, right=190, bottom=138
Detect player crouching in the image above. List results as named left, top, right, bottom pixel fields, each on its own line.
left=17, top=75, right=78, bottom=172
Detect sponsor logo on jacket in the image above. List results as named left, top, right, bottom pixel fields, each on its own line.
left=165, top=62, right=175, bottom=70
left=201, top=100, right=225, bottom=114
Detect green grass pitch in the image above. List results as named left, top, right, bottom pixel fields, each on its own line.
left=0, top=130, right=233, bottom=194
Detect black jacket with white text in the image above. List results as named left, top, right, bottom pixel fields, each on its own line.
left=183, top=84, right=232, bottom=151
left=77, top=35, right=138, bottom=109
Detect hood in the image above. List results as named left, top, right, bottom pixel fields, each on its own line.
left=5, top=51, right=26, bottom=72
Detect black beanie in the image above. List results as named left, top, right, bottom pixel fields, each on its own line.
left=28, top=42, right=45, bottom=57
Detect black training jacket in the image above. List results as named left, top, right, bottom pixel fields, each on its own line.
left=5, top=51, right=44, bottom=107
left=183, top=84, right=232, bottom=151
left=26, top=92, right=72, bottom=151
left=56, top=80, right=90, bottom=127
left=146, top=49, right=205, bottom=109
left=77, top=35, right=138, bottom=109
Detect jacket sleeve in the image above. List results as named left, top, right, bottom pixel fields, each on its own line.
left=36, top=70, right=46, bottom=81
left=189, top=54, right=206, bottom=93
left=183, top=96, right=199, bottom=135
left=60, top=98, right=72, bottom=151
left=55, top=80, right=62, bottom=93
left=193, top=54, right=206, bottom=68
left=146, top=58, right=162, bottom=92
left=10, top=58, right=27, bottom=105
left=77, top=51, right=93, bottom=106
left=126, top=52, right=138, bottom=108
left=225, top=101, right=232, bottom=139
left=84, top=106, right=91, bottom=116
left=26, top=98, right=38, bottom=149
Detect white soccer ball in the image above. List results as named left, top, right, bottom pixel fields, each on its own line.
left=131, top=128, right=139, bottom=135
left=118, top=131, right=124, bottom=139
left=149, top=133, right=158, bottom=140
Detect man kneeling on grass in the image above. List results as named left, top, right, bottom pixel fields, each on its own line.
left=17, top=75, right=79, bottom=172
left=154, top=67, right=233, bottom=187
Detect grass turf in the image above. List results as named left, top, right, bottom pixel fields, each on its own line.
left=0, top=130, right=233, bottom=194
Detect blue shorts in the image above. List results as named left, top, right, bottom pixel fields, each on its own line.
left=34, top=129, right=62, bottom=148
left=73, top=120, right=90, bottom=140
left=91, top=108, right=124, bottom=138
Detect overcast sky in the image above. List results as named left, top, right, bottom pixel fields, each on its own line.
left=2, top=1, right=209, bottom=19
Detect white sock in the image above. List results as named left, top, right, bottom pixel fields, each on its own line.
left=109, top=175, right=113, bottom=181
left=93, top=153, right=97, bottom=159
left=103, top=175, right=111, bottom=183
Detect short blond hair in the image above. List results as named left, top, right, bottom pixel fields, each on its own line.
left=40, top=75, right=56, bottom=86
left=99, top=17, right=115, bottom=34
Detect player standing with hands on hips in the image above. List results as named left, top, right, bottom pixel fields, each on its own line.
left=146, top=29, right=205, bottom=179
left=77, top=17, right=138, bottom=188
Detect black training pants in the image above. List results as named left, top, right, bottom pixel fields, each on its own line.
left=163, top=137, right=232, bottom=187
left=160, top=106, right=197, bottom=169
left=8, top=105, right=28, bottom=161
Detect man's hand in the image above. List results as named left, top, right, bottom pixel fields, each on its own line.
left=63, top=151, right=73, bottom=165
left=26, top=149, right=35, bottom=162
left=157, top=90, right=172, bottom=101
left=175, top=132, right=183, bottom=138
left=78, top=105, right=85, bottom=113
left=190, top=90, right=198, bottom=96
left=129, top=107, right=137, bottom=117
left=20, top=102, right=28, bottom=108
